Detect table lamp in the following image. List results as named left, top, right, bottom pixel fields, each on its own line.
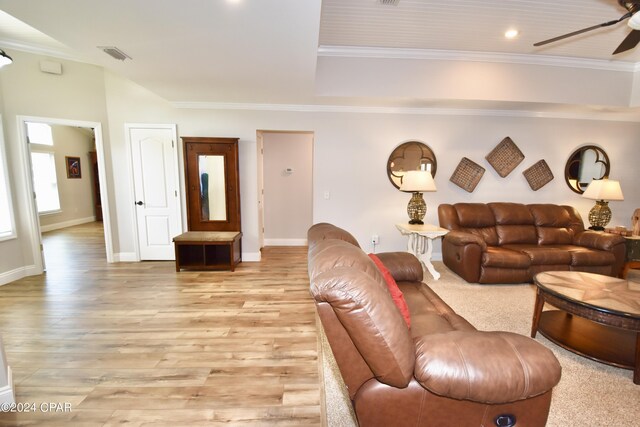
left=400, top=170, right=437, bottom=224
left=582, top=178, right=624, bottom=231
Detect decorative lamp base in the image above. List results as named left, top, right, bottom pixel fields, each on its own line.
left=588, top=200, right=612, bottom=230
left=407, top=192, right=426, bottom=225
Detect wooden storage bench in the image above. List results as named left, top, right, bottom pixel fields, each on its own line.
left=173, top=231, right=242, bottom=272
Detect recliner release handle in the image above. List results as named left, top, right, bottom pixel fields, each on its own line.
left=495, top=414, right=516, bottom=427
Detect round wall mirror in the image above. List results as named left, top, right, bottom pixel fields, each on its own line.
left=564, top=145, right=610, bottom=194
left=387, top=141, right=437, bottom=189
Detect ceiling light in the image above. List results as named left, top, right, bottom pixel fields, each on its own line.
left=505, top=29, right=519, bottom=39
left=0, top=49, right=13, bottom=68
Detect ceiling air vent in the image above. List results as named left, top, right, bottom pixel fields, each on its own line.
left=98, top=46, right=131, bottom=61
left=378, top=0, right=400, bottom=5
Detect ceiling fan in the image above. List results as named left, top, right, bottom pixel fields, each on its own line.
left=534, top=0, right=640, bottom=54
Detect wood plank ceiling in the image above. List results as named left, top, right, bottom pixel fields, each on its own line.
left=319, top=0, right=640, bottom=62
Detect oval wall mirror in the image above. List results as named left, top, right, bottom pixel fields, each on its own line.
left=564, top=145, right=610, bottom=194
left=387, top=141, right=437, bottom=190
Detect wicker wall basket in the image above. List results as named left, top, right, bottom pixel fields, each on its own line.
left=450, top=157, right=485, bottom=192
left=523, top=159, right=554, bottom=191
left=485, top=137, right=525, bottom=177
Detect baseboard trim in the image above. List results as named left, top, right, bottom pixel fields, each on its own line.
left=0, top=265, right=40, bottom=286
left=242, top=252, right=261, bottom=262
left=0, top=366, right=15, bottom=404
left=40, top=216, right=96, bottom=233
left=114, top=252, right=138, bottom=262
left=263, top=238, right=308, bottom=246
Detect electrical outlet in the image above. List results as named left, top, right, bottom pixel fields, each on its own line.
left=371, top=235, right=379, bottom=245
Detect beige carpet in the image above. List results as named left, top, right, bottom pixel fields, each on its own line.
left=320, top=263, right=640, bottom=427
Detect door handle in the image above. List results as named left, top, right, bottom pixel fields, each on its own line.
left=135, top=201, right=144, bottom=206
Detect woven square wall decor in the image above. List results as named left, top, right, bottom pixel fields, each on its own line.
left=523, top=160, right=554, bottom=191
left=485, top=137, right=525, bottom=177
left=450, top=157, right=485, bottom=192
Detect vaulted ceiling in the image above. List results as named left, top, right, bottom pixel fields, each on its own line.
left=0, top=0, right=639, bottom=116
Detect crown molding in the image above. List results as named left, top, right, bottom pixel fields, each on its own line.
left=171, top=101, right=640, bottom=122
left=0, top=38, right=90, bottom=64
left=318, top=45, right=639, bottom=73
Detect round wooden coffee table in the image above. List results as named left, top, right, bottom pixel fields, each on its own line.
left=531, top=271, right=640, bottom=385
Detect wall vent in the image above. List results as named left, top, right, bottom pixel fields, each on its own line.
left=378, top=0, right=400, bottom=5
left=98, top=46, right=132, bottom=61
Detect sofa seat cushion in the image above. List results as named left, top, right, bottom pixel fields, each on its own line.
left=481, top=246, right=530, bottom=268
left=553, top=245, right=616, bottom=266
left=502, top=244, right=572, bottom=265
left=414, top=331, right=561, bottom=404
left=399, top=282, right=475, bottom=337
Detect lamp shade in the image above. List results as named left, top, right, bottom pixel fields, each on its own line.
left=582, top=179, right=624, bottom=201
left=400, top=170, right=437, bottom=192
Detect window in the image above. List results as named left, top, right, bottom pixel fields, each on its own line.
left=26, top=122, right=53, bottom=146
left=0, top=117, right=15, bottom=240
left=30, top=152, right=61, bottom=214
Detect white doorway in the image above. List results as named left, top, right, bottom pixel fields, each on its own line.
left=257, top=130, right=313, bottom=247
left=17, top=115, right=112, bottom=272
left=127, top=124, right=182, bottom=260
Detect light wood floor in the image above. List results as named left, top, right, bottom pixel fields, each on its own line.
left=0, top=222, right=320, bottom=426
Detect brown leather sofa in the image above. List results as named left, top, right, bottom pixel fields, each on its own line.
left=308, top=223, right=561, bottom=427
left=438, top=203, right=626, bottom=284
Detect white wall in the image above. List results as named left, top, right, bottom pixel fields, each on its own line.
left=0, top=50, right=110, bottom=284
left=317, top=56, right=633, bottom=107
left=36, top=125, right=96, bottom=231
left=102, top=71, right=640, bottom=260
left=263, top=132, right=313, bottom=245
left=2, top=53, right=639, bottom=284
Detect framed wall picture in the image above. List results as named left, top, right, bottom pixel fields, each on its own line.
left=65, top=156, right=81, bottom=179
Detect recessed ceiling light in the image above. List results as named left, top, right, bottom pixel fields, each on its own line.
left=505, top=29, right=519, bottom=39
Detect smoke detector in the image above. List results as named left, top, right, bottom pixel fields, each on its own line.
left=98, top=46, right=131, bottom=61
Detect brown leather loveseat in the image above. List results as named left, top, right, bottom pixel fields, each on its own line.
left=308, top=223, right=562, bottom=427
left=438, top=203, right=626, bottom=284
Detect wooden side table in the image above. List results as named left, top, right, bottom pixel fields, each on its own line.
left=621, top=236, right=640, bottom=279
left=173, top=231, right=242, bottom=272
left=395, top=223, right=449, bottom=280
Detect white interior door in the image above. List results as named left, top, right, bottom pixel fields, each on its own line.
left=128, top=125, right=182, bottom=260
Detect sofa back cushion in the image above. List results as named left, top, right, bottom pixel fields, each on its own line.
left=528, top=204, right=575, bottom=245
left=440, top=203, right=499, bottom=246
left=307, top=222, right=360, bottom=249
left=308, top=238, right=379, bottom=282
left=440, top=202, right=589, bottom=249
left=308, top=239, right=415, bottom=388
left=490, top=203, right=537, bottom=245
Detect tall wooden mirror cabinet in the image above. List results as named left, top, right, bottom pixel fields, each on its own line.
left=173, top=137, right=242, bottom=271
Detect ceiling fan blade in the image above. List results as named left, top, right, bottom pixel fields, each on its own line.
left=613, top=29, right=640, bottom=54
left=534, top=13, right=632, bottom=47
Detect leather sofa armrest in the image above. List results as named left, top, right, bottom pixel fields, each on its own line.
left=444, top=231, right=487, bottom=251
left=573, top=230, right=626, bottom=251
left=376, top=252, right=423, bottom=282
left=414, top=331, right=561, bottom=404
